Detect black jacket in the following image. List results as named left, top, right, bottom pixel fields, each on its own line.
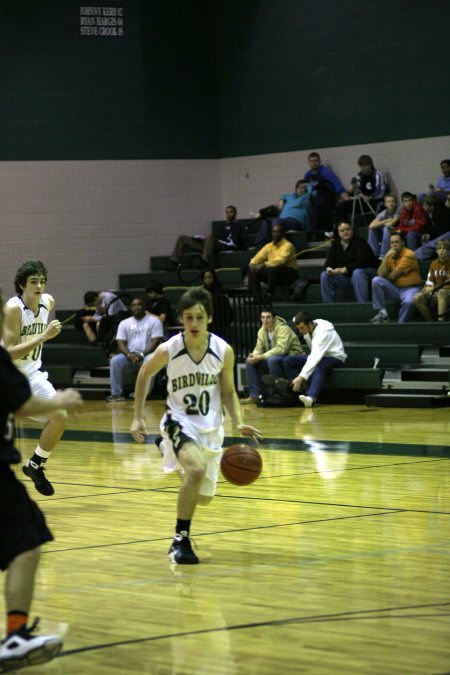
left=325, top=234, right=379, bottom=275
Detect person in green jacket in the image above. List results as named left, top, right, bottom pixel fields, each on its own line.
left=242, top=306, right=303, bottom=404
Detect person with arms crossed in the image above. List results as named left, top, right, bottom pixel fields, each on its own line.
left=131, top=287, right=262, bottom=564
left=0, top=288, right=83, bottom=672
left=3, top=260, right=67, bottom=497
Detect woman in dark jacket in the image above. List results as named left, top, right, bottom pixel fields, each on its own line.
left=202, top=268, right=233, bottom=339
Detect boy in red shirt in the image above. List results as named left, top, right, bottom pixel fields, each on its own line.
left=397, top=191, right=430, bottom=251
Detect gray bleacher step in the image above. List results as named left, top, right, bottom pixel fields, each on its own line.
left=44, top=344, right=109, bottom=367
left=75, top=387, right=113, bottom=400
left=150, top=256, right=173, bottom=271
left=401, top=368, right=449, bottom=382
left=325, top=367, right=383, bottom=390
left=73, top=368, right=109, bottom=386
left=53, top=326, right=87, bottom=344
left=344, top=343, right=423, bottom=367
left=382, top=385, right=448, bottom=395
left=366, top=393, right=450, bottom=408
left=119, top=267, right=243, bottom=290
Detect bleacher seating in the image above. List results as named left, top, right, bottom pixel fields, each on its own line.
left=48, top=219, right=449, bottom=405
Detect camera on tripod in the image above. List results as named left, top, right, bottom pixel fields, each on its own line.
left=350, top=176, right=362, bottom=197
left=350, top=177, right=375, bottom=226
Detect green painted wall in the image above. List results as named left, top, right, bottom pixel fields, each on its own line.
left=0, top=1, right=448, bottom=160
left=214, top=0, right=450, bottom=156
left=0, top=0, right=217, bottom=159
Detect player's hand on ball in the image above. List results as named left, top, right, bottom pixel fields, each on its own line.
left=131, top=418, right=147, bottom=443
left=237, top=423, right=263, bottom=445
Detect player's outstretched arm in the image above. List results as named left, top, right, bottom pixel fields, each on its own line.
left=131, top=343, right=169, bottom=443
left=221, top=345, right=263, bottom=444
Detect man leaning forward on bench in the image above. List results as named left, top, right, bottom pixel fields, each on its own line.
left=266, top=310, right=347, bottom=408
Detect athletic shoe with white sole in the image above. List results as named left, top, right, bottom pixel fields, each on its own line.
left=369, top=310, right=389, bottom=324
left=0, top=619, right=62, bottom=672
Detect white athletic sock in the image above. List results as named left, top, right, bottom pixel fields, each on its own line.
left=34, top=445, right=51, bottom=460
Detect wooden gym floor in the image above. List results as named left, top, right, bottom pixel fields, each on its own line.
left=7, top=400, right=450, bottom=674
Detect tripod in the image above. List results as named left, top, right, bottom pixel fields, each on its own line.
left=350, top=189, right=377, bottom=228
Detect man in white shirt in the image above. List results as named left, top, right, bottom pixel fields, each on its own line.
left=272, top=310, right=347, bottom=407
left=107, top=298, right=164, bottom=402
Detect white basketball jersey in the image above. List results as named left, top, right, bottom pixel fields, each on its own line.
left=9, top=294, right=51, bottom=376
left=165, top=332, right=228, bottom=433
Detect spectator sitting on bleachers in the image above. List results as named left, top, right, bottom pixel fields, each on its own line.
left=414, top=193, right=450, bottom=260
left=413, top=239, right=450, bottom=322
left=145, top=280, right=173, bottom=327
left=320, top=221, right=379, bottom=303
left=201, top=267, right=233, bottom=339
left=370, top=231, right=422, bottom=324
left=336, top=154, right=388, bottom=223
left=367, top=193, right=401, bottom=257
left=253, top=179, right=314, bottom=249
left=75, top=290, right=128, bottom=348
left=106, top=298, right=164, bottom=402
left=304, top=151, right=349, bottom=229
left=94, top=290, right=129, bottom=352
left=169, top=205, right=244, bottom=268
left=396, top=191, right=431, bottom=251
left=419, top=159, right=450, bottom=203
left=74, top=291, right=101, bottom=345
left=265, top=310, right=347, bottom=408
left=248, top=222, right=298, bottom=297
left=242, top=306, right=303, bottom=404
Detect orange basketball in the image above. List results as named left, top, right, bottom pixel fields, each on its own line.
left=221, top=444, right=263, bottom=486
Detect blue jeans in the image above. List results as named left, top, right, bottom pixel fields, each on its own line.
left=320, top=267, right=376, bottom=303
left=245, top=355, right=286, bottom=397
left=371, top=276, right=421, bottom=323
left=109, top=353, right=155, bottom=396
left=415, top=232, right=450, bottom=260
left=282, top=354, right=343, bottom=400
left=368, top=226, right=392, bottom=257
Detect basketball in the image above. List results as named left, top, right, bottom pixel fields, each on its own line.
left=220, top=444, right=263, bottom=486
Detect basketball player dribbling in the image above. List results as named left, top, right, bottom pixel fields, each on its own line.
left=131, top=286, right=262, bottom=564
left=3, top=260, right=65, bottom=496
